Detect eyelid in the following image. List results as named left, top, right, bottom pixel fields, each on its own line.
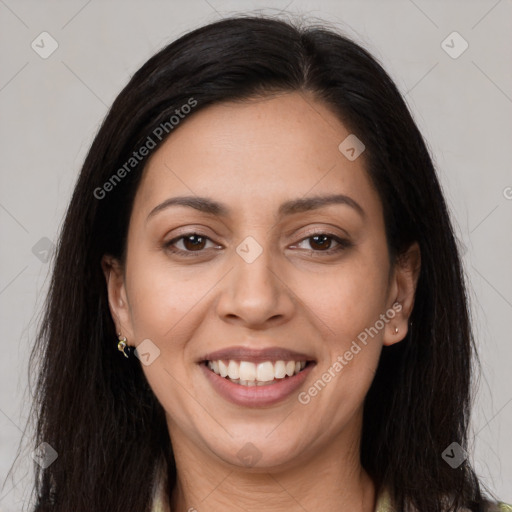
left=164, top=225, right=222, bottom=243
left=291, top=225, right=351, bottom=241
left=283, top=221, right=350, bottom=238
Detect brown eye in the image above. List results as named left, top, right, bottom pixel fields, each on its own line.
left=164, top=232, right=221, bottom=257
left=291, top=232, right=353, bottom=254
left=308, top=234, right=333, bottom=251
left=181, top=234, right=207, bottom=251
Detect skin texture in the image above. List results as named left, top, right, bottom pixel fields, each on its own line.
left=103, top=91, right=421, bottom=512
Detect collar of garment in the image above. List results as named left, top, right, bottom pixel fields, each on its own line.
left=149, top=466, right=512, bottom=512
left=150, top=477, right=394, bottom=512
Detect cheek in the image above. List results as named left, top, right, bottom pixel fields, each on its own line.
left=125, top=250, right=201, bottom=340
left=300, top=254, right=389, bottom=342
left=298, top=251, right=388, bottom=403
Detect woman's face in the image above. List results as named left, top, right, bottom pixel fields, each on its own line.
left=104, top=91, right=419, bottom=471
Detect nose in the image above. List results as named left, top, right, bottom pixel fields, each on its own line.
left=215, top=239, right=295, bottom=330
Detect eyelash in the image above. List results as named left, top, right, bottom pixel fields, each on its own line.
left=163, top=231, right=353, bottom=258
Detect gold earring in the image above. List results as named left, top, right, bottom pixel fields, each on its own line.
left=117, top=333, right=130, bottom=358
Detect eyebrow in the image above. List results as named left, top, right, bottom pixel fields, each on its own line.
left=146, top=193, right=366, bottom=221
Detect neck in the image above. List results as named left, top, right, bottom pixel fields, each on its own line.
left=166, top=415, right=377, bottom=512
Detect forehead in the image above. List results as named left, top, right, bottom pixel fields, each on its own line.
left=133, top=91, right=381, bottom=223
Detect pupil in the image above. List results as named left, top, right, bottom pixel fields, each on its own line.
left=311, top=235, right=329, bottom=250
left=185, top=235, right=205, bottom=250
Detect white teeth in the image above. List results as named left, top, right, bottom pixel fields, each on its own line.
left=218, top=360, right=228, bottom=378
left=206, top=358, right=309, bottom=384
left=239, top=361, right=257, bottom=381
left=274, top=360, right=286, bottom=379
left=256, top=361, right=275, bottom=382
left=227, top=360, right=240, bottom=379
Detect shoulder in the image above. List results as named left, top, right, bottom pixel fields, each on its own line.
left=483, top=500, right=512, bottom=512
left=374, top=485, right=394, bottom=512
left=150, top=461, right=169, bottom=512
left=151, top=489, right=167, bottom=512
left=375, top=485, right=512, bottom=512
left=455, top=499, right=512, bottom=512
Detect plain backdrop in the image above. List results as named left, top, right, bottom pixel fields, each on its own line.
left=0, top=1, right=511, bottom=510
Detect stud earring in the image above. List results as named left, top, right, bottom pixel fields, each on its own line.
left=117, top=333, right=131, bottom=358
left=392, top=301, right=401, bottom=334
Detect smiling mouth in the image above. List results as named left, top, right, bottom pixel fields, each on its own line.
left=204, top=359, right=313, bottom=386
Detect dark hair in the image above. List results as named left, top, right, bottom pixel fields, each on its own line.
left=18, top=13, right=499, bottom=512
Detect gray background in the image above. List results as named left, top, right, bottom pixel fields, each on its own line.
left=0, top=0, right=511, bottom=509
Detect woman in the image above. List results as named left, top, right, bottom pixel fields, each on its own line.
left=25, top=14, right=511, bottom=512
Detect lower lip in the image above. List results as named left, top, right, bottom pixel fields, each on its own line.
left=200, top=362, right=315, bottom=407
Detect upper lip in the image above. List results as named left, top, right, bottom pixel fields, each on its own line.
left=200, top=345, right=315, bottom=364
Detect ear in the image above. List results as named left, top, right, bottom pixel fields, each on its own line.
left=101, top=254, right=134, bottom=344
left=383, top=241, right=421, bottom=347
